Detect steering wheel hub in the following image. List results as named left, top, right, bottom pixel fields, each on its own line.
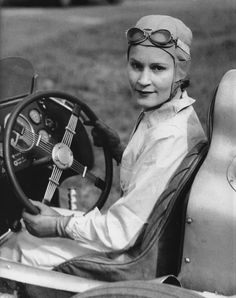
left=52, top=143, right=73, bottom=169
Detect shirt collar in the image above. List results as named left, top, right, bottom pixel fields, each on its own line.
left=143, top=91, right=195, bottom=125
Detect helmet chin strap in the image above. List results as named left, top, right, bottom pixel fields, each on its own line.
left=168, top=57, right=181, bottom=99
left=169, top=80, right=182, bottom=99
left=144, top=81, right=181, bottom=112
left=164, top=62, right=182, bottom=104
left=144, top=78, right=182, bottom=112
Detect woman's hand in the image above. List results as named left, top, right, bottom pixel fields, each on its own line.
left=92, top=120, right=124, bottom=164
left=22, top=200, right=60, bottom=238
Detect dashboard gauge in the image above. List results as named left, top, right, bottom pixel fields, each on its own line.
left=45, top=116, right=57, bottom=131
left=29, top=109, right=41, bottom=124
left=5, top=113, right=35, bottom=153
left=38, top=129, right=50, bottom=143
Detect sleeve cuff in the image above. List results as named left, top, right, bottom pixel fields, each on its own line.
left=56, top=215, right=73, bottom=238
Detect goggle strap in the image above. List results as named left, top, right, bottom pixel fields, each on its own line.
left=177, top=39, right=190, bottom=55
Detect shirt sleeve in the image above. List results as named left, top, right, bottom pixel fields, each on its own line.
left=64, top=126, right=188, bottom=253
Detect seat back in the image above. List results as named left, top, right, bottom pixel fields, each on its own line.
left=179, top=70, right=236, bottom=296
left=55, top=141, right=208, bottom=281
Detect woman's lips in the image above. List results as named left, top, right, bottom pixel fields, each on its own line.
left=136, top=90, right=155, bottom=96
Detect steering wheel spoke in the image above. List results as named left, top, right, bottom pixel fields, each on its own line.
left=71, top=159, right=106, bottom=191
left=42, top=165, right=63, bottom=205
left=62, top=104, right=80, bottom=147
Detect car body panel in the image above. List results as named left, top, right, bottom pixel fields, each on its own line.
left=180, top=70, right=236, bottom=296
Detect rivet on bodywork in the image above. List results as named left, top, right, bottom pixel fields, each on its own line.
left=186, top=217, right=193, bottom=224
left=184, top=257, right=191, bottom=263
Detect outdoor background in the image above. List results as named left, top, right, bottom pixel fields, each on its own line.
left=1, top=0, right=236, bottom=209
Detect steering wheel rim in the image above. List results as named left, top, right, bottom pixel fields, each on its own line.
left=3, top=90, right=113, bottom=215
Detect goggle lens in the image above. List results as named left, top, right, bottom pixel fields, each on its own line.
left=151, top=29, right=172, bottom=45
left=126, top=28, right=146, bottom=43
left=126, top=28, right=174, bottom=47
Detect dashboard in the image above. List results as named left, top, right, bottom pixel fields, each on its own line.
left=0, top=96, right=94, bottom=178
left=0, top=98, right=56, bottom=176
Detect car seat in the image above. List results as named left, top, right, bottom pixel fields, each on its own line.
left=49, top=145, right=208, bottom=284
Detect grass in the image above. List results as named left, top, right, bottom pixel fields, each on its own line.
left=1, top=0, right=236, bottom=206
left=2, top=0, right=236, bottom=125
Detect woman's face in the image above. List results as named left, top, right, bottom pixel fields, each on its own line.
left=127, top=45, right=175, bottom=110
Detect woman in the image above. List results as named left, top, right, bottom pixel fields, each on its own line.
left=0, top=15, right=206, bottom=269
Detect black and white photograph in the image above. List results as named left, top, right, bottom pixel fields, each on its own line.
left=0, top=0, right=236, bottom=297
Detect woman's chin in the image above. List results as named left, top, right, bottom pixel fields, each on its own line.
left=136, top=98, right=155, bottom=109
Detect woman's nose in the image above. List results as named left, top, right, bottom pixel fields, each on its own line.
left=137, top=69, right=151, bottom=86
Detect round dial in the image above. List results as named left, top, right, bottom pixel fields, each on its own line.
left=29, top=109, right=41, bottom=124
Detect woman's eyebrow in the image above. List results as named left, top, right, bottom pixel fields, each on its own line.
left=150, top=62, right=168, bottom=66
left=129, top=57, right=141, bottom=63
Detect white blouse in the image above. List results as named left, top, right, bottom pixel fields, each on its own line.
left=64, top=92, right=206, bottom=253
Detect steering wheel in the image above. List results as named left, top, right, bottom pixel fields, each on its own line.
left=3, top=91, right=113, bottom=215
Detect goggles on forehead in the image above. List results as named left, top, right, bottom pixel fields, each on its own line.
left=126, top=27, right=190, bottom=56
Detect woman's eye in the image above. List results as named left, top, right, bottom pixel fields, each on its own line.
left=130, top=61, right=142, bottom=71
left=151, top=65, right=165, bottom=72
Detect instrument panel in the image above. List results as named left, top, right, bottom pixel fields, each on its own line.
left=0, top=96, right=94, bottom=179
left=0, top=98, right=60, bottom=176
